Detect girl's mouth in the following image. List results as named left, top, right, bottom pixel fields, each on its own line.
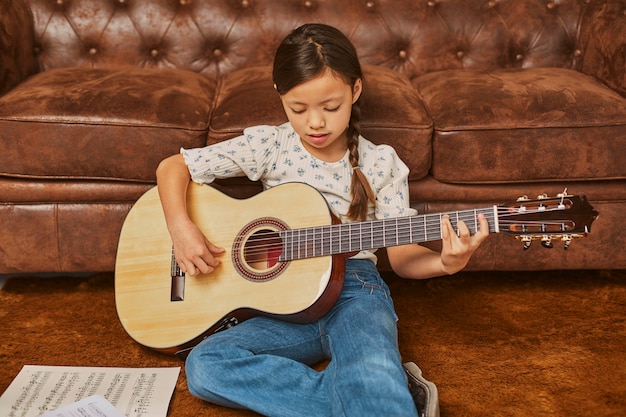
left=307, top=133, right=330, bottom=145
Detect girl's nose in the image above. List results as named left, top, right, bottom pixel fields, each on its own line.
left=309, top=111, right=326, bottom=129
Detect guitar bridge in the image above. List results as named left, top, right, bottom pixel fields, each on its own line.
left=171, top=248, right=185, bottom=301
left=171, top=273, right=185, bottom=301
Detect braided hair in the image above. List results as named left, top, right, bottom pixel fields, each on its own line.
left=273, top=23, right=375, bottom=221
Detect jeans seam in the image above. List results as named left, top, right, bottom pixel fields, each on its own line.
left=347, top=270, right=390, bottom=299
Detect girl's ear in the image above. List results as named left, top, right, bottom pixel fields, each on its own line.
left=352, top=78, right=363, bottom=103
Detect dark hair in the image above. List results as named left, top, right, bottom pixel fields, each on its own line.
left=273, top=23, right=375, bottom=222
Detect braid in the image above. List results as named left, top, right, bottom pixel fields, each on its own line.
left=346, top=101, right=376, bottom=222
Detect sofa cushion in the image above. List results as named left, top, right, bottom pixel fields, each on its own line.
left=414, top=68, right=626, bottom=184
left=0, top=67, right=216, bottom=182
left=209, top=65, right=433, bottom=181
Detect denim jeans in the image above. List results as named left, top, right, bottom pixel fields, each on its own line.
left=185, top=259, right=417, bottom=417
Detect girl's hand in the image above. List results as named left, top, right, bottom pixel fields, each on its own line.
left=170, top=219, right=225, bottom=276
left=156, top=154, right=225, bottom=276
left=439, top=213, right=489, bottom=274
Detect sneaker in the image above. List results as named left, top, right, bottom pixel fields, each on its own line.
left=403, top=362, right=440, bottom=417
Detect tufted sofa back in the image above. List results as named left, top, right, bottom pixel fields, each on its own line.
left=25, top=0, right=591, bottom=82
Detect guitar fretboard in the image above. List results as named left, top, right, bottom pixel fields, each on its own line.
left=278, top=207, right=498, bottom=261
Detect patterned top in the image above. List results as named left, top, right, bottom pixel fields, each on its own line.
left=181, top=123, right=417, bottom=261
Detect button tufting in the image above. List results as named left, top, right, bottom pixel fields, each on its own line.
left=515, top=53, right=524, bottom=61
left=213, top=48, right=223, bottom=58
left=546, top=1, right=556, bottom=9
left=241, top=0, right=250, bottom=7
left=56, top=0, right=64, bottom=5
left=304, top=0, right=313, bottom=7
left=487, top=0, right=497, bottom=7
left=179, top=0, right=188, bottom=5
left=151, top=49, right=159, bottom=57
left=366, top=1, right=375, bottom=8
left=89, top=47, right=98, bottom=55
left=456, top=50, right=465, bottom=59
left=398, top=50, right=407, bottom=59
left=574, top=49, right=582, bottom=57
left=427, top=1, right=436, bottom=7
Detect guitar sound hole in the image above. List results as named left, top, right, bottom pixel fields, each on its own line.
left=243, top=229, right=283, bottom=270
left=233, top=217, right=289, bottom=282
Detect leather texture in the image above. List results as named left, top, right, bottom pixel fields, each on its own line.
left=0, top=67, right=216, bottom=181
left=0, top=0, right=625, bottom=273
left=0, top=0, right=36, bottom=95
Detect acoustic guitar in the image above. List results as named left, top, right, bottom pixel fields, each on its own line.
left=115, top=182, right=598, bottom=356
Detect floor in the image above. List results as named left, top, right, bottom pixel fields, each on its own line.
left=0, top=272, right=94, bottom=290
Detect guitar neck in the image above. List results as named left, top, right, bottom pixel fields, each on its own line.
left=278, top=207, right=499, bottom=261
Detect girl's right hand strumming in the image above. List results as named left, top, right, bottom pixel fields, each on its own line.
left=156, top=153, right=225, bottom=276
left=171, top=219, right=225, bottom=276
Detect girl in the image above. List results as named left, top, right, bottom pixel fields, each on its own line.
left=156, top=23, right=489, bottom=417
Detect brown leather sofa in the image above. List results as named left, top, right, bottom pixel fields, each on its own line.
left=1, top=0, right=625, bottom=275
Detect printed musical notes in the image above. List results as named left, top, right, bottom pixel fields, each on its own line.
left=0, top=366, right=180, bottom=417
left=38, top=395, right=125, bottom=417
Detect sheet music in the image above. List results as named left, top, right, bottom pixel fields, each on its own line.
left=0, top=365, right=180, bottom=417
left=38, top=395, right=125, bottom=417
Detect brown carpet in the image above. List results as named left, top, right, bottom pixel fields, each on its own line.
left=1, top=269, right=625, bottom=417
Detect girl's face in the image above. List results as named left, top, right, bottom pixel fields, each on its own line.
left=279, top=68, right=362, bottom=162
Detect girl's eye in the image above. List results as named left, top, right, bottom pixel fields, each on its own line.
left=325, top=106, right=340, bottom=112
left=291, top=108, right=305, bottom=114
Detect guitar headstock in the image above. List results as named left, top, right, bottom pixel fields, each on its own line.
left=498, top=191, right=599, bottom=250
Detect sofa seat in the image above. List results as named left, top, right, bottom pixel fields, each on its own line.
left=0, top=67, right=216, bottom=182
left=414, top=68, right=626, bottom=184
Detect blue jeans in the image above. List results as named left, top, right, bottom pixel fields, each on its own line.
left=185, top=259, right=417, bottom=417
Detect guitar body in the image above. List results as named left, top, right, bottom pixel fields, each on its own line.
left=115, top=182, right=344, bottom=355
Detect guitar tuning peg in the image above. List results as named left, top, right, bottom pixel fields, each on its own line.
left=537, top=193, right=548, bottom=200
left=541, top=235, right=553, bottom=249
left=521, top=235, right=532, bottom=250
left=517, top=195, right=529, bottom=202
left=557, top=188, right=569, bottom=209
left=562, top=235, right=572, bottom=250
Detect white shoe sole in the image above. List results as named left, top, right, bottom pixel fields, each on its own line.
left=403, top=362, right=440, bottom=417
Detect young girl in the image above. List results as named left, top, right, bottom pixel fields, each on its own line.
left=156, top=23, right=489, bottom=417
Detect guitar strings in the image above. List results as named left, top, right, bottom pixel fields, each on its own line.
left=235, top=209, right=568, bottom=243
left=233, top=207, right=574, bottom=259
